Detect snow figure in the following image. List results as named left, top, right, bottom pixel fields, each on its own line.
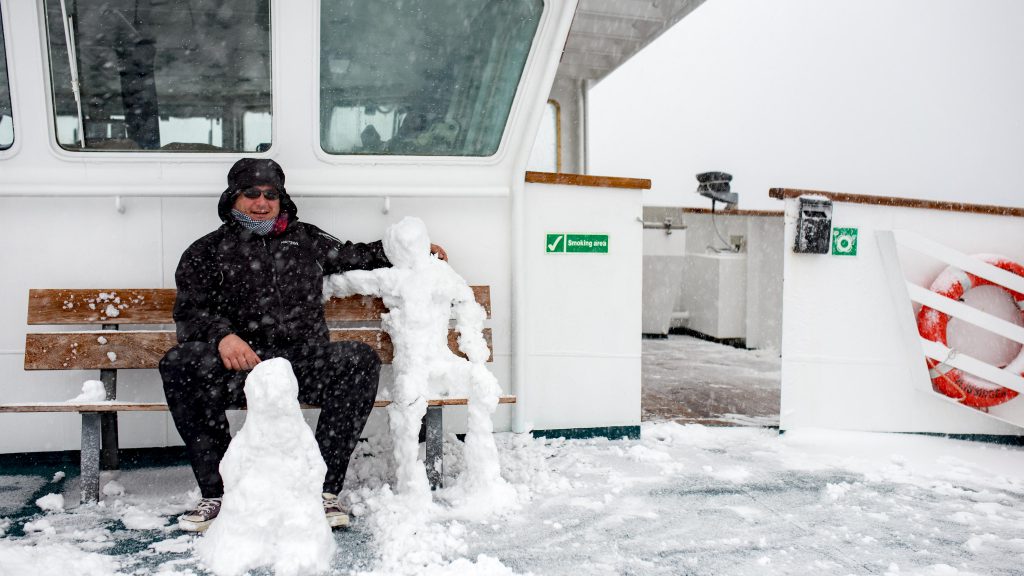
left=324, top=216, right=510, bottom=503
left=196, top=358, right=336, bottom=576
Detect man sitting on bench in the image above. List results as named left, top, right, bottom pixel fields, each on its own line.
left=160, top=158, right=447, bottom=532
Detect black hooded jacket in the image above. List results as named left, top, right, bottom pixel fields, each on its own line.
left=172, top=188, right=390, bottom=351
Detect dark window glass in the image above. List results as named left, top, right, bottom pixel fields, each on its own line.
left=44, top=0, right=272, bottom=152
left=320, top=0, right=543, bottom=156
left=0, top=7, right=13, bottom=150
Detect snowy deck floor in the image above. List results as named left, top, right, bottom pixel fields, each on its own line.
left=3, top=337, right=1024, bottom=575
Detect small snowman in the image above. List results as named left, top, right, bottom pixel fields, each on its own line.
left=196, top=358, right=336, bottom=576
left=324, top=217, right=508, bottom=500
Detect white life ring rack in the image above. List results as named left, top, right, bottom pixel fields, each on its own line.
left=916, top=255, right=1024, bottom=408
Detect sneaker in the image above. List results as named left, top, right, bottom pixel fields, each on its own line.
left=178, top=497, right=222, bottom=532
left=322, top=493, right=350, bottom=528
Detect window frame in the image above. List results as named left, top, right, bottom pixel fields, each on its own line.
left=37, top=0, right=278, bottom=160
left=0, top=0, right=18, bottom=158
left=312, top=0, right=549, bottom=166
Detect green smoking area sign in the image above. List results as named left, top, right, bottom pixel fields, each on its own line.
left=546, top=234, right=609, bottom=254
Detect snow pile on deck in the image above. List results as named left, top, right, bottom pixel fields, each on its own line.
left=196, top=358, right=335, bottom=576
left=0, top=540, right=121, bottom=575
left=4, top=335, right=1024, bottom=575
left=2, top=423, right=1024, bottom=575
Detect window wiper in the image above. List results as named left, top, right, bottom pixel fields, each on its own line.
left=58, top=0, right=85, bottom=148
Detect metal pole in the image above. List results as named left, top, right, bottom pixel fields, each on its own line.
left=80, top=412, right=101, bottom=504
left=425, top=405, right=443, bottom=489
left=100, top=324, right=119, bottom=471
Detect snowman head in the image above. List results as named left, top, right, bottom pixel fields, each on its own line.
left=383, top=216, right=431, bottom=269
left=243, top=358, right=300, bottom=418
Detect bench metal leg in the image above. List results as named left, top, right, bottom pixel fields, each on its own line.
left=99, top=367, right=119, bottom=471
left=425, top=405, right=443, bottom=490
left=81, top=413, right=102, bottom=504
left=100, top=414, right=119, bottom=470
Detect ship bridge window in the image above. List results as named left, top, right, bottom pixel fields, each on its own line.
left=0, top=6, right=13, bottom=150
left=43, top=0, right=272, bottom=152
left=320, top=0, right=543, bottom=157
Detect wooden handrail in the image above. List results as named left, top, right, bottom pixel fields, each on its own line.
left=526, top=171, right=651, bottom=190
left=769, top=187, right=1024, bottom=218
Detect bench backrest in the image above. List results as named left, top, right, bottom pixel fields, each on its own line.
left=25, top=288, right=492, bottom=370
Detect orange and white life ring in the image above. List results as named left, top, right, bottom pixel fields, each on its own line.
left=916, top=255, right=1024, bottom=408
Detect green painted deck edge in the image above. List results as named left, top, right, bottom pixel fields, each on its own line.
left=780, top=429, right=1024, bottom=446
left=916, top=432, right=1024, bottom=446
left=0, top=446, right=189, bottom=469
left=531, top=425, right=641, bottom=441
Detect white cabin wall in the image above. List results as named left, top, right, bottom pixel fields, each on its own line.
left=780, top=199, right=1024, bottom=435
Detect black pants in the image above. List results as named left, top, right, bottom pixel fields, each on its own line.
left=159, top=340, right=380, bottom=498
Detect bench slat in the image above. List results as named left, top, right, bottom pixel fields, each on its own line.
left=28, top=289, right=177, bottom=325
left=0, top=402, right=171, bottom=413
left=28, top=287, right=492, bottom=325
left=24, top=328, right=492, bottom=370
left=0, top=396, right=518, bottom=413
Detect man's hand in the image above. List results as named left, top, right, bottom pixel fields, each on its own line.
left=430, top=243, right=448, bottom=262
left=218, top=334, right=261, bottom=371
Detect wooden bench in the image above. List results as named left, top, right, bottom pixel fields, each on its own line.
left=0, top=288, right=512, bottom=503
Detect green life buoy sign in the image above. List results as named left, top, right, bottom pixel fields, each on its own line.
left=546, top=234, right=608, bottom=253
left=831, top=228, right=858, bottom=256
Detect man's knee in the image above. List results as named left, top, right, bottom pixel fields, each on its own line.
left=160, top=342, right=220, bottom=393
left=322, top=341, right=380, bottom=398
left=348, top=341, right=382, bottom=373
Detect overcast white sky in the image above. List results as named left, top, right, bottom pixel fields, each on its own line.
left=589, top=0, right=1024, bottom=210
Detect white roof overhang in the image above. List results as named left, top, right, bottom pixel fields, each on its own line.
left=556, top=0, right=707, bottom=84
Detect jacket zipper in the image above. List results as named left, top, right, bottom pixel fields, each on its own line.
left=265, top=237, right=286, bottom=345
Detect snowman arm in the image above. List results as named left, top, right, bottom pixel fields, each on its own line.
left=450, top=283, right=480, bottom=324
left=451, top=283, right=489, bottom=363
left=323, top=270, right=384, bottom=300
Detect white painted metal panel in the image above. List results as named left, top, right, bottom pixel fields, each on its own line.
left=780, top=199, right=1024, bottom=435
left=522, top=180, right=643, bottom=432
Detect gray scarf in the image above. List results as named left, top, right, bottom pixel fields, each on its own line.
left=231, top=209, right=277, bottom=236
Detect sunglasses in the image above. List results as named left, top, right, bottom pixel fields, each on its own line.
left=240, top=187, right=281, bottom=201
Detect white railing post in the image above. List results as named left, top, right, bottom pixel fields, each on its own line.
left=875, top=230, right=935, bottom=393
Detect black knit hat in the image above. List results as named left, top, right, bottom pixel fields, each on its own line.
left=227, top=158, right=285, bottom=192
left=217, top=158, right=298, bottom=223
